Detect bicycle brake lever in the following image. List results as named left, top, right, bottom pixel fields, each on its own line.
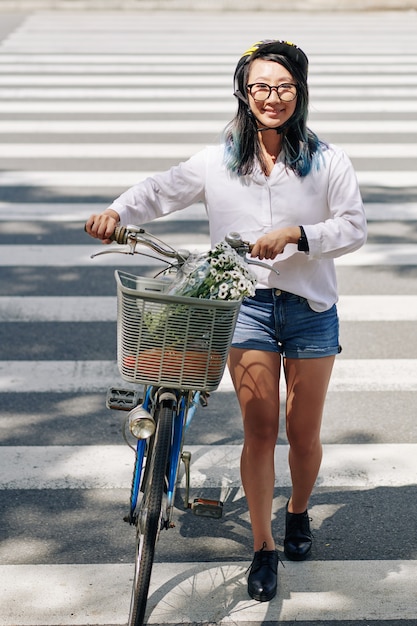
left=245, top=257, right=280, bottom=276
left=245, top=257, right=279, bottom=276
left=90, top=244, right=135, bottom=258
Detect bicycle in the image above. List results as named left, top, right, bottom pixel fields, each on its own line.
left=89, top=225, right=277, bottom=626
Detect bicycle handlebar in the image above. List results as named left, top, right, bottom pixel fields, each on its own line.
left=87, top=224, right=278, bottom=275
left=111, top=225, right=254, bottom=256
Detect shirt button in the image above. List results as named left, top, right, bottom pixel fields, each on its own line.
left=275, top=289, right=282, bottom=296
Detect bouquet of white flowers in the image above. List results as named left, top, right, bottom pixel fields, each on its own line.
left=168, top=240, right=257, bottom=301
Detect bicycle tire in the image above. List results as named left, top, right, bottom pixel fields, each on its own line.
left=128, top=403, right=174, bottom=626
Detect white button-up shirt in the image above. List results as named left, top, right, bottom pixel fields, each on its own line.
left=110, top=143, right=367, bottom=312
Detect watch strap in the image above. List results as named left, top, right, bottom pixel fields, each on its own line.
left=297, top=225, right=309, bottom=252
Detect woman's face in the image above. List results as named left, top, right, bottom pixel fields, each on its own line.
left=246, top=58, right=297, bottom=130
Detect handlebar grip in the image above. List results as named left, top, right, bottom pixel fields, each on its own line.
left=110, top=225, right=127, bottom=244
left=84, top=222, right=127, bottom=244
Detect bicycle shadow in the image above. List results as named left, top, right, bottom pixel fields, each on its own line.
left=144, top=485, right=417, bottom=624
left=145, top=559, right=287, bottom=625
left=145, top=489, right=289, bottom=624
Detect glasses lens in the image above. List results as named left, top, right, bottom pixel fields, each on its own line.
left=278, top=84, right=297, bottom=102
left=248, top=83, right=297, bottom=102
left=249, top=84, right=270, bottom=101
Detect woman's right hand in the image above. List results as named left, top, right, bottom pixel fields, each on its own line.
left=85, top=209, right=120, bottom=244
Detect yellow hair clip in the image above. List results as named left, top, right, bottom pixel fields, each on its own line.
left=241, top=39, right=298, bottom=59
left=241, top=41, right=263, bottom=58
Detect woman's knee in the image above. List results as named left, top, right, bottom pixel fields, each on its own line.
left=287, top=432, right=322, bottom=458
left=244, top=420, right=278, bottom=447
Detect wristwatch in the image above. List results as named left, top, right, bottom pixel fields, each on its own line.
left=297, top=225, right=309, bottom=252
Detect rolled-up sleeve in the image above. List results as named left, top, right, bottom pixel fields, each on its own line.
left=303, top=148, right=367, bottom=260
left=108, top=149, right=207, bottom=225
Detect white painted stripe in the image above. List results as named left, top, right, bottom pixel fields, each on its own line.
left=0, top=243, right=415, bottom=267
left=6, top=11, right=416, bottom=20
left=10, top=14, right=417, bottom=26
left=2, top=295, right=417, bottom=322
left=0, top=443, right=415, bottom=490
left=0, top=360, right=416, bottom=393
left=314, top=101, right=417, bottom=113
left=2, top=142, right=417, bottom=159
left=1, top=119, right=416, bottom=134
left=335, top=243, right=417, bottom=266
left=0, top=101, right=234, bottom=113
left=1, top=73, right=417, bottom=86
left=0, top=445, right=133, bottom=490
left=1, top=202, right=416, bottom=222
left=0, top=120, right=227, bottom=134
left=0, top=202, right=207, bottom=222
left=124, top=559, right=417, bottom=623
left=3, top=87, right=416, bottom=101
left=0, top=87, right=199, bottom=100
left=2, top=62, right=417, bottom=75
left=0, top=63, right=234, bottom=75
left=355, top=171, right=417, bottom=186
left=0, top=170, right=415, bottom=188
left=3, top=40, right=416, bottom=56
left=0, top=296, right=117, bottom=321
left=0, top=143, right=208, bottom=158
left=0, top=171, right=159, bottom=187
left=0, top=243, right=175, bottom=266
left=3, top=34, right=413, bottom=45
left=337, top=295, right=417, bottom=321
left=0, top=54, right=216, bottom=65
left=302, top=120, right=417, bottom=134
left=0, top=53, right=416, bottom=64
left=0, top=203, right=109, bottom=221
left=0, top=76, right=238, bottom=86
left=0, top=87, right=233, bottom=99
left=364, top=202, right=417, bottom=220
left=342, top=144, right=417, bottom=158
left=0, top=560, right=416, bottom=624
left=0, top=101, right=416, bottom=113
left=1, top=63, right=417, bottom=75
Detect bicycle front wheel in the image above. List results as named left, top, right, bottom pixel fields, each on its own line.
left=128, top=403, right=174, bottom=626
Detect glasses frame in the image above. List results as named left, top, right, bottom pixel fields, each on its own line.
left=246, top=82, right=298, bottom=103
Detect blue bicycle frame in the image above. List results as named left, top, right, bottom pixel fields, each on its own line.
left=129, top=388, right=201, bottom=523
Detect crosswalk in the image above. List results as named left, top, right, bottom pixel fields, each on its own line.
left=1, top=9, right=417, bottom=626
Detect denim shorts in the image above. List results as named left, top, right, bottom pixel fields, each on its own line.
left=231, top=289, right=341, bottom=359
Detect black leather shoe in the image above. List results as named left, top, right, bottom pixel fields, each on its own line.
left=247, top=543, right=278, bottom=602
left=284, top=501, right=312, bottom=561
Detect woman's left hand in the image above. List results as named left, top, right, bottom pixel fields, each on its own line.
left=251, top=226, right=301, bottom=260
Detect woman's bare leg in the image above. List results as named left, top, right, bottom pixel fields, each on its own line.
left=283, top=356, right=335, bottom=513
left=228, top=347, right=281, bottom=551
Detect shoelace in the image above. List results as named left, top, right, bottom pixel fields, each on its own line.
left=286, top=511, right=313, bottom=538
left=246, top=542, right=285, bottom=574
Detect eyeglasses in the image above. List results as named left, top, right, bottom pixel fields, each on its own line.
left=247, top=82, right=297, bottom=102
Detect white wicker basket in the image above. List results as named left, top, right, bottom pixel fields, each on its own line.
left=115, top=270, right=241, bottom=391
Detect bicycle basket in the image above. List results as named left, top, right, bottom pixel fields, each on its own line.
left=115, top=270, right=241, bottom=391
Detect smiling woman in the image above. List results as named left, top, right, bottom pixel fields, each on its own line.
left=85, top=38, right=367, bottom=605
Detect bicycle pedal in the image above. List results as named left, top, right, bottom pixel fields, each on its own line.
left=190, top=498, right=223, bottom=519
left=199, top=392, right=210, bottom=408
left=106, top=387, right=142, bottom=411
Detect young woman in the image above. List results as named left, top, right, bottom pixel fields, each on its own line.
left=86, top=40, right=367, bottom=603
